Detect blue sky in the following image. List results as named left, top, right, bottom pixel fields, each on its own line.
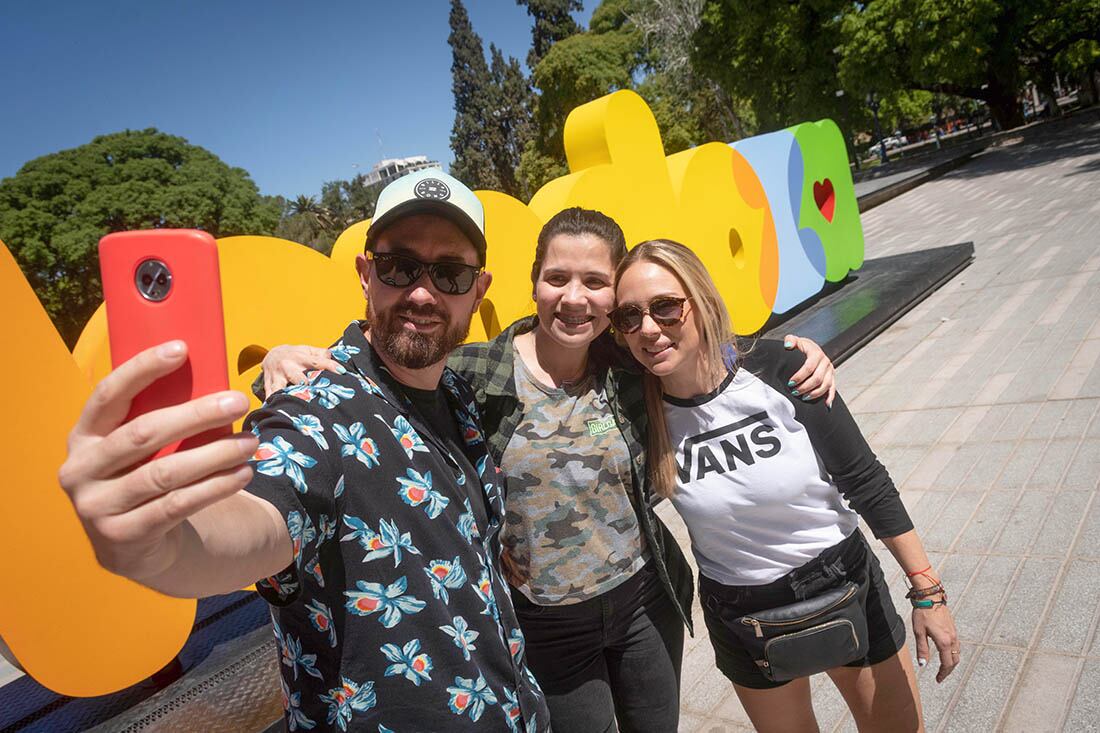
left=0, top=1, right=593, bottom=199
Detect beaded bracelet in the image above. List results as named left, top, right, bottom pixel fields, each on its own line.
left=910, top=597, right=948, bottom=609
left=905, top=583, right=946, bottom=600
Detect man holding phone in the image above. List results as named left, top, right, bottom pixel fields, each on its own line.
left=59, top=170, right=549, bottom=732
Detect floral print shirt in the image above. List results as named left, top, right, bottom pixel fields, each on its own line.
left=244, top=322, right=548, bottom=732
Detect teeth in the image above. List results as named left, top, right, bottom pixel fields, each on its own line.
left=558, top=315, right=592, bottom=325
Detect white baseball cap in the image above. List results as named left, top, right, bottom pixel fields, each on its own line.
left=366, top=168, right=487, bottom=264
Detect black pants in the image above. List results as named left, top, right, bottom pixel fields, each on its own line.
left=511, top=562, right=684, bottom=733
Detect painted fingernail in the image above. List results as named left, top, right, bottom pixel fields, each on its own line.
left=784, top=341, right=794, bottom=349
left=801, top=395, right=812, bottom=402
left=918, top=658, right=927, bottom=667
left=158, top=340, right=185, bottom=357
left=787, top=379, right=796, bottom=387
left=334, top=364, right=347, bottom=374
left=219, top=393, right=248, bottom=413
left=826, top=403, right=832, bottom=412
left=791, top=389, right=800, bottom=396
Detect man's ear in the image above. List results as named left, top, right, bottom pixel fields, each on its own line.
left=471, top=269, right=493, bottom=315
left=355, top=253, right=371, bottom=299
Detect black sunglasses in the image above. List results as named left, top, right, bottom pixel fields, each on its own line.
left=609, top=296, right=691, bottom=334
left=368, top=251, right=482, bottom=295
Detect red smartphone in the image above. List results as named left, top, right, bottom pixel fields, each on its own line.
left=99, top=229, right=231, bottom=457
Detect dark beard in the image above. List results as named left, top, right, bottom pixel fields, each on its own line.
left=369, top=300, right=471, bottom=369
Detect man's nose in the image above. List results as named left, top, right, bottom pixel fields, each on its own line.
left=405, top=278, right=441, bottom=306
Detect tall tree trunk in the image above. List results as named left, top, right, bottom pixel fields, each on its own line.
left=985, top=76, right=1025, bottom=130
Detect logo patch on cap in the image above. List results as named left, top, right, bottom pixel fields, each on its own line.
left=414, top=178, right=451, bottom=201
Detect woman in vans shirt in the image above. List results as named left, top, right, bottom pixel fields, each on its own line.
left=610, top=239, right=959, bottom=733
left=256, top=210, right=837, bottom=732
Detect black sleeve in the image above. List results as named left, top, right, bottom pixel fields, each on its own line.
left=242, top=390, right=342, bottom=605
left=747, top=341, right=914, bottom=539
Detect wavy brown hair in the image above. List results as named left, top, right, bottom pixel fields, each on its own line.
left=615, top=239, right=747, bottom=498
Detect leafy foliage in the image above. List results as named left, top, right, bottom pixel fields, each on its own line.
left=517, top=0, right=584, bottom=70
left=274, top=175, right=379, bottom=256
left=449, top=0, right=503, bottom=192
left=0, top=128, right=280, bottom=345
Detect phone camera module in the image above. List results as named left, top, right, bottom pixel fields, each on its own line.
left=135, top=259, right=172, bottom=302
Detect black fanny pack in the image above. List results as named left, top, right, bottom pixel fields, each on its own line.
left=710, top=580, right=870, bottom=682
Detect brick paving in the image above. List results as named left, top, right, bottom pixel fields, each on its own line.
left=672, top=112, right=1100, bottom=732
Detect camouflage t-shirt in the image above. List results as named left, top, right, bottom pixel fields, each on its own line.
left=500, top=353, right=647, bottom=605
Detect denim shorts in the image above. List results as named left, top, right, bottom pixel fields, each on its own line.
left=699, top=530, right=907, bottom=689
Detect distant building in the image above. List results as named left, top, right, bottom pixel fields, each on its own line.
left=362, top=155, right=441, bottom=188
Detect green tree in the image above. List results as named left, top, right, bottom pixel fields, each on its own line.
left=520, top=0, right=644, bottom=193
left=448, top=0, right=534, bottom=198
left=449, top=0, right=502, bottom=191
left=694, top=0, right=857, bottom=134
left=0, top=128, right=280, bottom=346
left=517, top=0, right=584, bottom=69
left=275, top=174, right=380, bottom=255
left=487, top=45, right=534, bottom=199
left=839, top=0, right=1100, bottom=129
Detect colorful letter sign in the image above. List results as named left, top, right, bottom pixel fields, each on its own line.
left=0, top=90, right=863, bottom=695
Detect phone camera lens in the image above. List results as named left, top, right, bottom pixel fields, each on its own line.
left=135, top=259, right=172, bottom=301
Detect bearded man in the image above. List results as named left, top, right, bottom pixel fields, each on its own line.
left=58, top=170, right=549, bottom=732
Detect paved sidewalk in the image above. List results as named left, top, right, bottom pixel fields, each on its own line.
left=672, top=113, right=1100, bottom=732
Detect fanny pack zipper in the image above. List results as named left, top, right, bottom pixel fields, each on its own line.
left=741, top=584, right=858, bottom=638
left=758, top=619, right=859, bottom=667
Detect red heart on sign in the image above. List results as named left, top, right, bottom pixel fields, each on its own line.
left=813, top=179, right=835, bottom=223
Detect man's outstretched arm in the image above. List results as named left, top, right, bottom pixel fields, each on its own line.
left=59, top=340, right=291, bottom=598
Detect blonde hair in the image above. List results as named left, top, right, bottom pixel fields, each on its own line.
left=615, top=239, right=748, bottom=498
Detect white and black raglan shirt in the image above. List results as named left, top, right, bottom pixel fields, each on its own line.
left=665, top=340, right=913, bottom=587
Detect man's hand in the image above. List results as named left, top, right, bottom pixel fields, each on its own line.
left=262, top=345, right=345, bottom=396
left=783, top=334, right=836, bottom=408
left=59, top=341, right=258, bottom=583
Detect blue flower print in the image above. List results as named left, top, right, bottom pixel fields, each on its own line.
left=355, top=374, right=384, bottom=397
left=423, top=556, right=467, bottom=603
left=317, top=514, right=338, bottom=547
left=333, top=421, right=381, bottom=468
left=456, top=498, right=479, bottom=543
left=334, top=474, right=345, bottom=498
left=456, top=409, right=483, bottom=445
left=380, top=638, right=433, bottom=686
left=396, top=468, right=449, bottom=519
left=253, top=436, right=317, bottom=494
left=471, top=568, right=498, bottom=619
left=341, top=516, right=421, bottom=566
left=508, top=628, right=525, bottom=665
left=280, top=676, right=317, bottom=731
left=440, top=615, right=479, bottom=661
left=305, top=599, right=337, bottom=647
left=320, top=677, right=376, bottom=732
left=329, top=343, right=361, bottom=363
left=378, top=725, right=395, bottom=733
left=446, top=672, right=498, bottom=722
left=501, top=687, right=522, bottom=733
left=287, top=512, right=317, bottom=567
left=286, top=377, right=356, bottom=409
left=381, top=415, right=428, bottom=459
left=345, top=576, right=426, bottom=628
left=281, top=633, right=323, bottom=681
left=280, top=411, right=329, bottom=450
left=307, top=558, right=325, bottom=588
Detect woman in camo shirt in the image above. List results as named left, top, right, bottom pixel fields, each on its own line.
left=260, top=207, right=835, bottom=732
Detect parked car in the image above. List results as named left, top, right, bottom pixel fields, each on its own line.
left=881, top=134, right=909, bottom=149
